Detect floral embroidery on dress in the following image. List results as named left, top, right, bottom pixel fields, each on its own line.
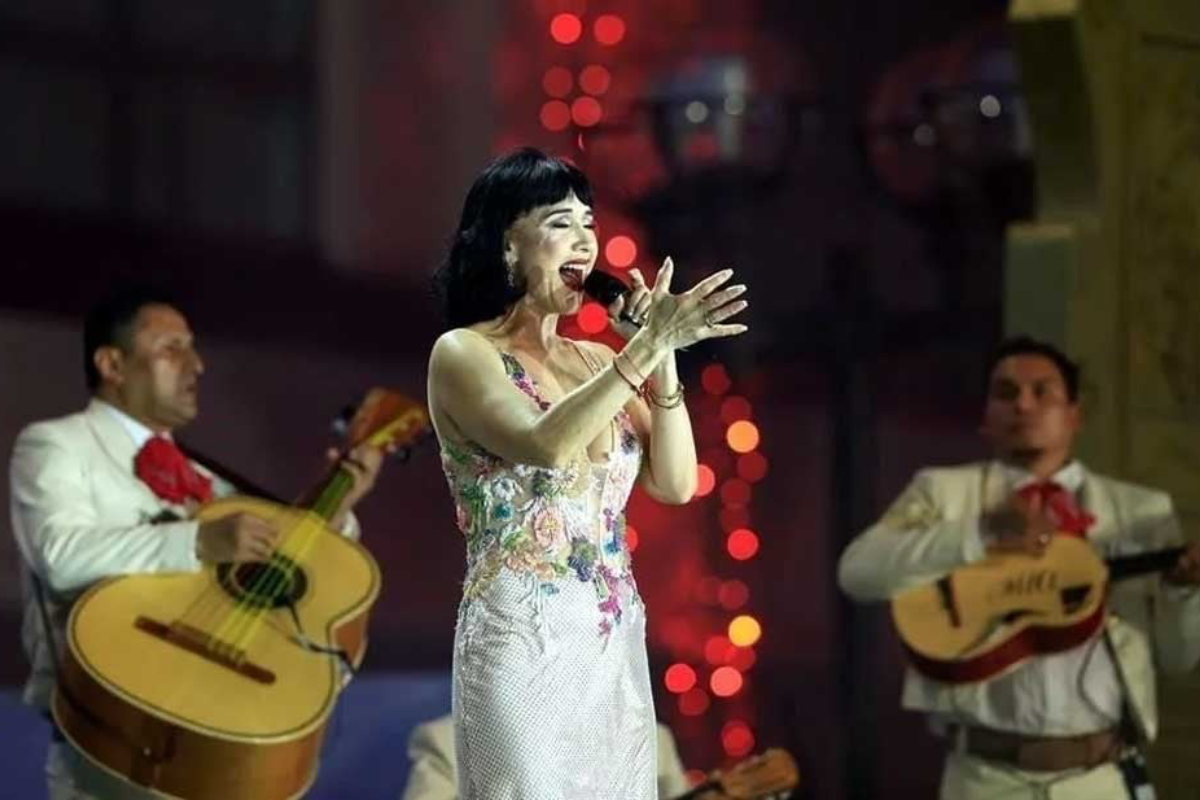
left=441, top=348, right=643, bottom=637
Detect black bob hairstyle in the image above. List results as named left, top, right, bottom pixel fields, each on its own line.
left=432, top=147, right=594, bottom=329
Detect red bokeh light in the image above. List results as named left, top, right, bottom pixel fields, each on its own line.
left=737, top=452, right=769, bottom=483
left=539, top=100, right=571, bottom=132
left=694, top=464, right=716, bottom=498
left=664, top=663, right=697, bottom=694
left=731, top=646, right=757, bottom=672
left=679, top=687, right=710, bottom=716
left=550, top=13, right=583, bottom=44
left=720, top=478, right=752, bottom=508
left=704, top=635, right=737, bottom=665
left=722, top=720, right=755, bottom=757
left=726, top=421, right=761, bottom=453
left=542, top=66, right=573, bottom=98
left=718, top=579, right=750, bottom=610
left=576, top=302, right=609, bottom=333
left=571, top=96, right=603, bottom=127
left=701, top=363, right=732, bottom=396
left=605, top=235, right=637, bottom=268
left=727, top=528, right=760, bottom=560
left=593, top=14, right=627, bottom=45
left=719, top=396, right=753, bottom=424
left=710, top=666, right=744, bottom=697
left=625, top=523, right=639, bottom=553
left=579, top=64, right=612, bottom=96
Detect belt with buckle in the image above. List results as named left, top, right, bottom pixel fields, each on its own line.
left=954, top=725, right=1123, bottom=772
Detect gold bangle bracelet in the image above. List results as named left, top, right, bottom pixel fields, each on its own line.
left=648, top=382, right=685, bottom=409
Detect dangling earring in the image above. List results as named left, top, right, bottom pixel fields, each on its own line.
left=504, top=252, right=518, bottom=287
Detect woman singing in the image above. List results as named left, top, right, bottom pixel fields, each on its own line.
left=427, top=147, right=749, bottom=798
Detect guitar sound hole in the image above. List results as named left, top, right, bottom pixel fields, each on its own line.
left=217, top=557, right=308, bottom=609
left=1060, top=585, right=1092, bottom=614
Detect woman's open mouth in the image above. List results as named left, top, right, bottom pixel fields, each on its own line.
left=559, top=264, right=586, bottom=291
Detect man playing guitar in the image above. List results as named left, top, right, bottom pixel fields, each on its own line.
left=838, top=336, right=1200, bottom=799
left=10, top=288, right=388, bottom=799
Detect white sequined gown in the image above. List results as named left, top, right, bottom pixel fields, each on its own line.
left=440, top=352, right=656, bottom=799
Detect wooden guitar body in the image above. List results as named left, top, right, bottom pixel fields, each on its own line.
left=891, top=536, right=1108, bottom=684
left=54, top=495, right=381, bottom=800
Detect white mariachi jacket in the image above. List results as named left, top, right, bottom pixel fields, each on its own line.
left=10, top=399, right=358, bottom=711
left=838, top=460, right=1200, bottom=742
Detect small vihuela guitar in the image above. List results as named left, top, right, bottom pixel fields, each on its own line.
left=892, top=535, right=1184, bottom=683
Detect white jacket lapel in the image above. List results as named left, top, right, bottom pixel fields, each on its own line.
left=81, top=399, right=182, bottom=515
left=1079, top=469, right=1122, bottom=556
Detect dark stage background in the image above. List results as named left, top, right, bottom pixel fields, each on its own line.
left=0, top=1, right=1027, bottom=797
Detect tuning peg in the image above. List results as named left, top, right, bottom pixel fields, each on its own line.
left=330, top=403, right=357, bottom=437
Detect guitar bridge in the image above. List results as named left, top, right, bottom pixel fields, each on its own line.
left=135, top=616, right=276, bottom=685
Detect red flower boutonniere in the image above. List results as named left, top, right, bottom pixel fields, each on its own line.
left=134, top=436, right=213, bottom=505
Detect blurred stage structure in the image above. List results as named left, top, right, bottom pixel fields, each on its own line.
left=1004, top=1, right=1200, bottom=794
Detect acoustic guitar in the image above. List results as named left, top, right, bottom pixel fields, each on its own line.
left=892, top=535, right=1185, bottom=684
left=676, top=747, right=800, bottom=800
left=53, top=389, right=428, bottom=800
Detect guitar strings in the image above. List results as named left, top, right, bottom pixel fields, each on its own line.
left=220, top=476, right=350, bottom=648
left=228, top=413, right=418, bottom=628
left=177, top=412, right=416, bottom=659
left=216, top=419, right=406, bottom=650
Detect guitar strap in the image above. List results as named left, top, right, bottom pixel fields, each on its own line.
left=1096, top=477, right=1158, bottom=800
left=1101, top=630, right=1158, bottom=799
left=176, top=441, right=285, bottom=504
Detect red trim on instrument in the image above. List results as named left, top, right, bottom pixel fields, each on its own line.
left=903, top=603, right=1108, bottom=684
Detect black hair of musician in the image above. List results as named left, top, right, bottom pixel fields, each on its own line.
left=83, top=286, right=180, bottom=391
left=984, top=335, right=1081, bottom=402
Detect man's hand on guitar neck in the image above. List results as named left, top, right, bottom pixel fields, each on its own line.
left=1166, top=541, right=1200, bottom=586
left=982, top=491, right=1057, bottom=557
left=326, top=442, right=390, bottom=531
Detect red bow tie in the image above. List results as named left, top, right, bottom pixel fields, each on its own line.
left=1017, top=480, right=1095, bottom=537
left=134, top=435, right=214, bottom=505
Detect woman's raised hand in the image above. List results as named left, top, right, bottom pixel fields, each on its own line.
left=635, top=257, right=748, bottom=352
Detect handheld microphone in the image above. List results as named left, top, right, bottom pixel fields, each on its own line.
left=582, top=270, right=642, bottom=327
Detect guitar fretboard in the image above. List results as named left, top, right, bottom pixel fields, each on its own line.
left=1107, top=547, right=1185, bottom=582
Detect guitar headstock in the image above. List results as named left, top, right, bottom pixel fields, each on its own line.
left=717, top=748, right=800, bottom=799
left=341, top=388, right=430, bottom=453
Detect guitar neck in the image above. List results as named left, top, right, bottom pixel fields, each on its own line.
left=1107, top=547, right=1185, bottom=582
left=304, top=467, right=357, bottom=525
